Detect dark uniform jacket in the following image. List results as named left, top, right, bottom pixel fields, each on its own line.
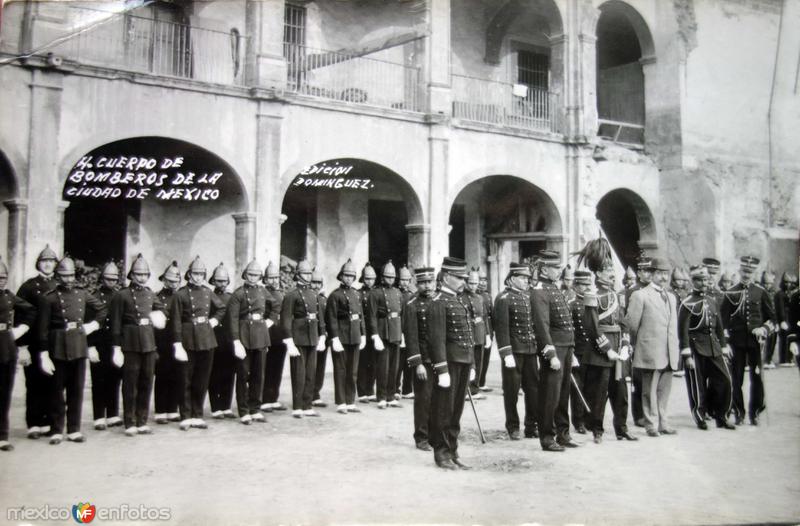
left=462, top=289, right=488, bottom=344
left=531, top=278, right=575, bottom=354
left=678, top=290, right=726, bottom=357
left=281, top=285, right=325, bottom=347
left=170, top=284, right=227, bottom=351
left=325, top=285, right=365, bottom=345
left=481, top=290, right=493, bottom=338
left=493, top=287, right=537, bottom=357
left=213, top=289, right=233, bottom=349
left=571, top=293, right=612, bottom=367
left=720, top=282, right=776, bottom=347
left=87, top=285, right=116, bottom=348
left=15, top=275, right=57, bottom=349
left=38, top=286, right=107, bottom=360
left=227, top=284, right=272, bottom=350
left=0, top=289, right=33, bottom=362
left=787, top=290, right=800, bottom=346
left=154, top=288, right=176, bottom=351
left=367, top=285, right=404, bottom=344
left=404, top=292, right=439, bottom=367
left=110, top=284, right=163, bottom=353
left=427, top=287, right=474, bottom=373
left=775, top=289, right=790, bottom=331
left=266, top=286, right=286, bottom=343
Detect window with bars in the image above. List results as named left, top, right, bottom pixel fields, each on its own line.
left=517, top=49, right=549, bottom=91
left=284, top=3, right=306, bottom=86
left=124, top=1, right=191, bottom=78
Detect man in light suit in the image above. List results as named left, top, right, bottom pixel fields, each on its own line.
left=624, top=257, right=680, bottom=437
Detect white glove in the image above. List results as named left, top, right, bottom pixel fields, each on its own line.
left=780, top=321, right=789, bottom=331
left=372, top=335, right=385, bottom=351
left=681, top=347, right=692, bottom=358
left=284, top=338, right=300, bottom=358
left=469, top=368, right=476, bottom=382
left=112, top=346, right=124, bottom=368
left=503, top=354, right=516, bottom=369
left=722, top=345, right=732, bottom=358
left=400, top=334, right=406, bottom=349
left=437, top=372, right=451, bottom=388
left=233, top=340, right=247, bottom=360
left=316, top=335, right=327, bottom=352
left=11, top=324, right=29, bottom=340
left=266, top=319, right=275, bottom=328
left=88, top=346, right=100, bottom=363
left=331, top=337, right=344, bottom=352
left=149, top=310, right=167, bottom=329
left=789, top=342, right=798, bottom=356
left=549, top=356, right=561, bottom=371
left=83, top=320, right=100, bottom=336
left=571, top=354, right=579, bottom=368
left=685, top=356, right=695, bottom=370
left=751, top=327, right=767, bottom=339
left=606, top=350, right=620, bottom=361
left=17, top=346, right=31, bottom=367
left=209, top=318, right=219, bottom=329
left=619, top=345, right=630, bottom=361
left=40, top=351, right=55, bottom=376
left=485, top=335, right=492, bottom=349
left=173, top=342, right=188, bottom=362
left=359, top=335, right=366, bottom=350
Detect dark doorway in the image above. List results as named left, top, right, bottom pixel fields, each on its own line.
left=449, top=204, right=465, bottom=259
left=280, top=189, right=316, bottom=263
left=596, top=191, right=640, bottom=269
left=519, top=240, right=546, bottom=260
left=369, top=199, right=408, bottom=268
left=64, top=199, right=135, bottom=267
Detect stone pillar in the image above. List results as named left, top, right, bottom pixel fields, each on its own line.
left=56, top=200, right=69, bottom=255
left=548, top=33, right=567, bottom=133
left=253, top=100, right=284, bottom=263
left=406, top=223, right=431, bottom=269
left=427, top=123, right=449, bottom=266
left=576, top=5, right=599, bottom=142
left=425, top=0, right=451, bottom=114
left=233, top=212, right=257, bottom=272
left=246, top=0, right=288, bottom=89
left=4, top=198, right=28, bottom=290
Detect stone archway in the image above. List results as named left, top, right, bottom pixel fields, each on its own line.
left=0, top=149, right=21, bottom=286
left=596, top=188, right=657, bottom=268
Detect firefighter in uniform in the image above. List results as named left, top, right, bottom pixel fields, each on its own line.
left=356, top=263, right=377, bottom=402
left=427, top=257, right=474, bottom=470
left=111, top=254, right=166, bottom=436
left=368, top=261, right=405, bottom=409
left=720, top=256, right=776, bottom=426
left=228, top=259, right=273, bottom=424
left=282, top=260, right=326, bottom=418
left=87, top=262, right=122, bottom=431
left=494, top=262, right=539, bottom=441
left=262, top=261, right=288, bottom=412
left=311, top=270, right=329, bottom=408
left=787, top=284, right=800, bottom=369
left=404, top=266, right=438, bottom=450
left=16, top=245, right=59, bottom=439
left=775, top=272, right=798, bottom=366
left=154, top=261, right=182, bottom=424
left=38, top=256, right=106, bottom=444
left=208, top=263, right=236, bottom=419
left=679, top=265, right=735, bottom=430
left=171, top=257, right=227, bottom=430
left=0, top=257, right=34, bottom=451
left=476, top=268, right=494, bottom=392
left=325, top=259, right=367, bottom=414
left=396, top=266, right=415, bottom=400
left=532, top=250, right=577, bottom=451
left=464, top=268, right=491, bottom=400
left=625, top=256, right=652, bottom=428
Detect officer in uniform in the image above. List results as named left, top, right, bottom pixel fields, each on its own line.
left=311, top=270, right=329, bottom=408
left=775, top=272, right=798, bottom=366
left=560, top=265, right=576, bottom=303
left=494, top=262, right=539, bottom=441
left=463, top=268, right=491, bottom=400
left=625, top=256, right=652, bottom=428
left=154, top=261, right=183, bottom=424
left=356, top=263, right=377, bottom=402
left=325, top=259, right=367, bottom=414
left=396, top=265, right=415, bottom=400
left=262, top=261, right=288, bottom=412
left=228, top=260, right=273, bottom=424
left=368, top=261, right=405, bottom=409
left=532, top=250, right=577, bottom=451
left=427, top=257, right=474, bottom=470
left=0, top=257, right=34, bottom=451
left=87, top=262, right=122, bottom=431
left=208, top=263, right=236, bottom=419
left=720, top=256, right=775, bottom=425
left=404, top=266, right=438, bottom=450
left=568, top=270, right=589, bottom=435
left=171, top=257, right=227, bottom=430
left=760, top=271, right=779, bottom=368
left=110, top=254, right=166, bottom=436
left=281, top=260, right=326, bottom=418
left=16, top=245, right=58, bottom=439
left=702, top=258, right=725, bottom=308
left=679, top=265, right=735, bottom=430
left=476, top=268, right=494, bottom=393
left=623, top=267, right=637, bottom=290
left=38, top=256, right=106, bottom=444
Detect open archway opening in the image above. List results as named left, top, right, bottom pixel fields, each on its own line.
left=596, top=188, right=657, bottom=269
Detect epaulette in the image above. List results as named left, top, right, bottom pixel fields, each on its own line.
left=533, top=283, right=543, bottom=290
left=498, top=291, right=508, bottom=300
left=407, top=297, right=418, bottom=306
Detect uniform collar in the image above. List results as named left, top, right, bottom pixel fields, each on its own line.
left=439, top=285, right=458, bottom=297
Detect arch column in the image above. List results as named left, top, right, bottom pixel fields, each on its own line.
left=406, top=223, right=431, bottom=269
left=233, top=212, right=257, bottom=273
left=4, top=198, right=27, bottom=289
left=254, top=100, right=284, bottom=263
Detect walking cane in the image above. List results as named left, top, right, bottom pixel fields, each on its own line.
left=757, top=335, right=770, bottom=426
left=466, top=389, right=486, bottom=444
left=570, top=374, right=591, bottom=413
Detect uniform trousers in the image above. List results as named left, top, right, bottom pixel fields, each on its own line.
left=730, top=334, right=765, bottom=419
left=429, top=362, right=470, bottom=463
left=375, top=342, right=400, bottom=403
left=180, top=349, right=215, bottom=420
left=501, top=352, right=539, bottom=435
left=763, top=331, right=778, bottom=365
left=90, top=344, right=122, bottom=420
left=290, top=346, right=317, bottom=410
left=570, top=355, right=587, bottom=429
left=631, top=368, right=644, bottom=424
left=468, top=344, right=484, bottom=394
left=356, top=341, right=375, bottom=397
left=122, top=351, right=157, bottom=428
left=24, top=348, right=52, bottom=429
left=608, top=361, right=631, bottom=435
left=412, top=363, right=433, bottom=445
left=582, top=365, right=612, bottom=435
left=639, top=366, right=673, bottom=431
left=209, top=341, right=236, bottom=412
left=154, top=344, right=185, bottom=415
left=396, top=346, right=414, bottom=396
left=0, top=358, right=16, bottom=440
left=777, top=329, right=790, bottom=364
left=51, top=358, right=87, bottom=434
left=684, top=351, right=732, bottom=425
left=262, top=338, right=287, bottom=404
left=478, top=342, right=491, bottom=388
left=538, top=345, right=574, bottom=446
left=236, top=347, right=266, bottom=416
left=313, top=346, right=328, bottom=401
left=332, top=345, right=360, bottom=405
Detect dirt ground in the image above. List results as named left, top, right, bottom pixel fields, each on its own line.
left=1, top=358, right=799, bottom=526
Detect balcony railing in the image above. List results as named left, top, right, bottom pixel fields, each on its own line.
left=283, top=43, right=422, bottom=112
left=597, top=118, right=645, bottom=148
left=48, top=6, right=246, bottom=86
left=451, top=74, right=561, bottom=134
